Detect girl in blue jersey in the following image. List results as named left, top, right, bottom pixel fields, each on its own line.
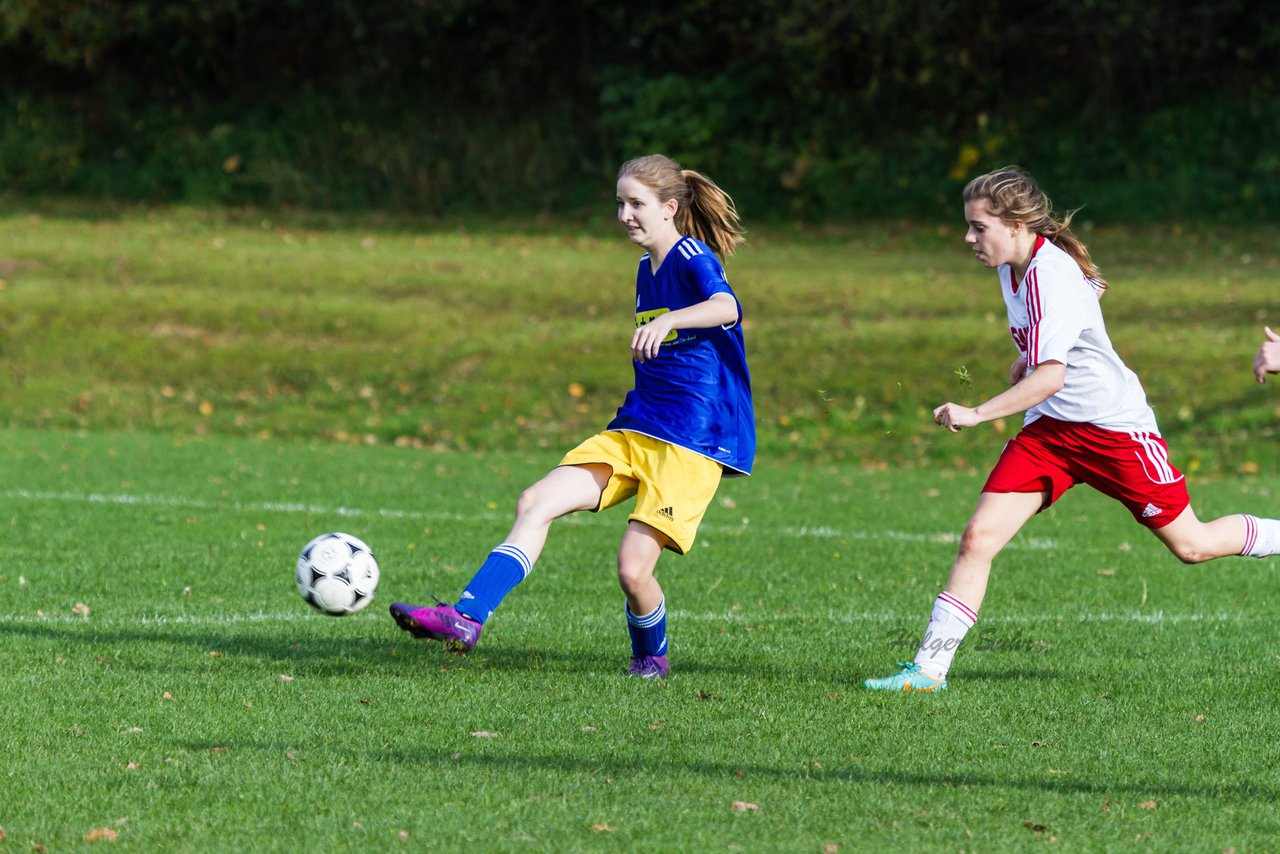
left=391, top=155, right=754, bottom=678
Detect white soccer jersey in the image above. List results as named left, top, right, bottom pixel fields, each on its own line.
left=1000, top=236, right=1158, bottom=432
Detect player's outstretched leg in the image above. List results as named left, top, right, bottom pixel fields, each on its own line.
left=1152, top=508, right=1280, bottom=564
left=389, top=544, right=532, bottom=653
left=389, top=466, right=605, bottom=655
left=865, top=492, right=1039, bottom=693
left=389, top=598, right=482, bottom=653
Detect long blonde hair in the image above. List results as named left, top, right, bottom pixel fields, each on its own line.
left=963, top=166, right=1108, bottom=292
left=618, top=155, right=745, bottom=260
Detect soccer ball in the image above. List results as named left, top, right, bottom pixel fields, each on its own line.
left=295, top=532, right=380, bottom=616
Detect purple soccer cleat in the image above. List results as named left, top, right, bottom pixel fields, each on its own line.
left=389, top=599, right=482, bottom=653
left=627, top=655, right=670, bottom=679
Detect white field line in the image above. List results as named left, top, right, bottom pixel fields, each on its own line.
left=0, top=608, right=1255, bottom=628
left=0, top=487, right=1058, bottom=550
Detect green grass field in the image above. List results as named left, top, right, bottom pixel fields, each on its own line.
left=1, top=205, right=1279, bottom=851
left=3, top=428, right=1279, bottom=851
left=0, top=202, right=1276, bottom=470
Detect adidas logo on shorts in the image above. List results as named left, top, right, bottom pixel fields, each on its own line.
left=1142, top=503, right=1163, bottom=518
left=657, top=506, right=675, bottom=521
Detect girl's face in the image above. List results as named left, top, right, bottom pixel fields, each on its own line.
left=964, top=197, right=1022, bottom=269
left=617, top=175, right=678, bottom=250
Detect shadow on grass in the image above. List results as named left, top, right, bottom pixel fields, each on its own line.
left=0, top=618, right=403, bottom=674
left=171, top=736, right=1279, bottom=803
left=0, top=618, right=853, bottom=684
left=0, top=611, right=1070, bottom=688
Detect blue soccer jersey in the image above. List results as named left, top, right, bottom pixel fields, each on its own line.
left=607, top=236, right=756, bottom=476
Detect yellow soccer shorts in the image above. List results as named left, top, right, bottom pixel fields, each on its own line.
left=558, top=430, right=723, bottom=554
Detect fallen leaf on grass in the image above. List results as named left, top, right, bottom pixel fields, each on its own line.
left=591, top=824, right=613, bottom=833
left=1192, top=714, right=1206, bottom=723
left=84, top=827, right=117, bottom=842
left=125, top=762, right=140, bottom=770
left=1138, top=799, right=1158, bottom=810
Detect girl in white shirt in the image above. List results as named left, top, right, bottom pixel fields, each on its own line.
left=866, top=166, right=1280, bottom=693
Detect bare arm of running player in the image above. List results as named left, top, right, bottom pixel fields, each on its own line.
left=934, top=361, right=1065, bottom=432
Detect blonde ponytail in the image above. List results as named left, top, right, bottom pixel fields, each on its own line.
left=618, top=155, right=745, bottom=260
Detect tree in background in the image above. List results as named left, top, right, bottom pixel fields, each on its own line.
left=1, top=0, right=1276, bottom=218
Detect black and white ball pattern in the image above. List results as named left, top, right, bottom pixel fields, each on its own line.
left=296, top=532, right=380, bottom=616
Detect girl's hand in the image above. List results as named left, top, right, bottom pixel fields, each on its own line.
left=1009, top=355, right=1028, bottom=386
left=933, top=402, right=980, bottom=433
left=1254, top=326, right=1280, bottom=384
left=632, top=315, right=675, bottom=362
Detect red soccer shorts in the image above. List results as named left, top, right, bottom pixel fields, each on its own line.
left=982, top=416, right=1190, bottom=529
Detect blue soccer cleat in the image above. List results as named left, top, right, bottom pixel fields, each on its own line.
left=863, top=662, right=947, bottom=693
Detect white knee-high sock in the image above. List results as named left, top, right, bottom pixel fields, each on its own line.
left=1241, top=515, right=1280, bottom=558
left=913, top=591, right=978, bottom=680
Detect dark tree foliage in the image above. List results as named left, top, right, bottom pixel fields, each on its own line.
left=1, top=0, right=1276, bottom=217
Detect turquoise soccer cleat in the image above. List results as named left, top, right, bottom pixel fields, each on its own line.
left=863, top=662, right=947, bottom=693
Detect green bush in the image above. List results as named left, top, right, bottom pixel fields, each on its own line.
left=1, top=1, right=1276, bottom=220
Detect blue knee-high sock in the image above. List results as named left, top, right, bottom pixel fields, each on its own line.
left=626, top=598, right=667, bottom=657
left=455, top=544, right=531, bottom=624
